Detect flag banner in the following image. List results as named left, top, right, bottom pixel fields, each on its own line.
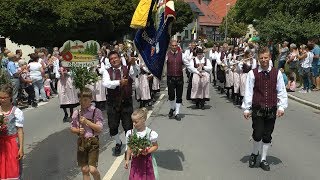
left=134, top=0, right=176, bottom=80
left=130, top=0, right=154, bottom=29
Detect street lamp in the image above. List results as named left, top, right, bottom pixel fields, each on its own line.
left=225, top=3, right=230, bottom=41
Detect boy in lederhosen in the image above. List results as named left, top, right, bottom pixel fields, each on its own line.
left=242, top=47, right=288, bottom=171
left=70, top=87, right=104, bottom=180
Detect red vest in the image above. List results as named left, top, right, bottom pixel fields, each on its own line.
left=107, top=66, right=133, bottom=99
left=167, top=51, right=183, bottom=77
left=252, top=68, right=278, bottom=108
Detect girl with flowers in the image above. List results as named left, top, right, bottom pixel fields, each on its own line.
left=124, top=108, right=159, bottom=180
left=0, top=84, right=24, bottom=179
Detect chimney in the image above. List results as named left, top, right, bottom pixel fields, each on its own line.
left=198, top=0, right=201, bottom=4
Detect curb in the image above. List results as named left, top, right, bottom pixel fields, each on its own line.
left=288, top=94, right=320, bottom=110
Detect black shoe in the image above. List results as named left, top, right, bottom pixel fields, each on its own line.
left=249, top=153, right=259, bottom=168
left=168, top=109, right=175, bottom=118
left=260, top=160, right=270, bottom=171
left=114, top=141, right=122, bottom=156
left=175, top=114, right=181, bottom=121
left=196, top=102, right=200, bottom=109
left=201, top=103, right=205, bottom=110
left=31, top=101, right=38, bottom=108
left=63, top=116, right=68, bottom=122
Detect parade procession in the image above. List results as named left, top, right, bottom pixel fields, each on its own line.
left=1, top=0, right=320, bottom=180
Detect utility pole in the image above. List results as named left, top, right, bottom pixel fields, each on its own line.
left=225, top=3, right=230, bottom=42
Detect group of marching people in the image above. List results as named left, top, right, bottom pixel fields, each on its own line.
left=210, top=42, right=260, bottom=106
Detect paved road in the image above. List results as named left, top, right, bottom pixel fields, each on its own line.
left=111, top=84, right=320, bottom=180
left=21, top=81, right=320, bottom=180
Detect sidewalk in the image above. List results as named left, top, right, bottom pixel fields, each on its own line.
left=288, top=90, right=320, bottom=110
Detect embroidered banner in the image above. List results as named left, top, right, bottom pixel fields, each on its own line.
left=133, top=0, right=176, bottom=79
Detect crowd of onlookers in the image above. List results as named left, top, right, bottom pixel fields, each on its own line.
left=275, top=38, right=320, bottom=93
left=0, top=47, right=60, bottom=107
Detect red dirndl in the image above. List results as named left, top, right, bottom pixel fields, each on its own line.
left=0, top=134, right=20, bottom=179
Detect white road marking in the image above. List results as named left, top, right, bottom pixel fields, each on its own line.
left=103, top=93, right=165, bottom=179
left=102, top=154, right=125, bottom=180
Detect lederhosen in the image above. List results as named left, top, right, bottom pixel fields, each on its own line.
left=77, top=108, right=100, bottom=167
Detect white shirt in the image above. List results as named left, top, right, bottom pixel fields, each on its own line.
left=102, top=64, right=139, bottom=89
left=28, top=62, right=43, bottom=81
left=238, top=58, right=257, bottom=71
left=190, top=57, right=212, bottom=73
left=301, top=52, right=314, bottom=68
left=241, top=66, right=288, bottom=113
left=215, top=52, right=223, bottom=65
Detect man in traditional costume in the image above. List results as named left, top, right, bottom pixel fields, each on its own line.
left=166, top=40, right=199, bottom=120
left=102, top=51, right=139, bottom=156
left=242, top=47, right=287, bottom=171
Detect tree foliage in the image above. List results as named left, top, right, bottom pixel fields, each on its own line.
left=219, top=8, right=248, bottom=38
left=0, top=0, right=194, bottom=47
left=232, top=0, right=320, bottom=43
left=0, top=0, right=137, bottom=47
left=171, top=0, right=194, bottom=35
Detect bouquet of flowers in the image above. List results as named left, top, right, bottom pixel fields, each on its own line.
left=0, top=114, right=8, bottom=134
left=127, top=132, right=151, bottom=156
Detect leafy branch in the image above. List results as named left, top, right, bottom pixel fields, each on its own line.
left=127, top=132, right=151, bottom=156
left=70, top=65, right=99, bottom=94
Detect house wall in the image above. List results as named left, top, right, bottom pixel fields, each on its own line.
left=1, top=36, right=35, bottom=61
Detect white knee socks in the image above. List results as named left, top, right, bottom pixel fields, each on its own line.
left=112, top=134, right=121, bottom=145
left=170, top=100, right=175, bottom=110
left=175, top=103, right=181, bottom=115
left=261, top=143, right=270, bottom=162
left=252, top=140, right=262, bottom=155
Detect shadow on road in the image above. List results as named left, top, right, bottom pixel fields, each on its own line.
left=154, top=149, right=185, bottom=171
left=240, top=155, right=283, bottom=165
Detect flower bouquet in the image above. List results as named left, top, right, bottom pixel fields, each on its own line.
left=127, top=132, right=151, bottom=156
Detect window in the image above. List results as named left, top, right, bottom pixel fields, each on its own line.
left=184, top=30, right=189, bottom=39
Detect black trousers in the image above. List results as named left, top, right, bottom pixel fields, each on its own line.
left=212, top=60, right=216, bottom=82
left=251, top=106, right=277, bottom=143
left=107, top=98, right=133, bottom=136
left=24, top=85, right=35, bottom=104
left=167, top=76, right=184, bottom=103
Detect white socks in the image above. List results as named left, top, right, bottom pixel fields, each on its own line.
left=252, top=140, right=261, bottom=155
left=175, top=103, right=181, bottom=115
left=261, top=143, right=270, bottom=162
left=170, top=100, right=175, bottom=110
left=112, top=134, right=121, bottom=145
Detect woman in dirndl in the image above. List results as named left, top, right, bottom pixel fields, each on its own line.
left=57, top=65, right=79, bottom=122
left=190, top=48, right=213, bottom=109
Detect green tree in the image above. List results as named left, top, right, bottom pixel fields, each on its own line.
left=0, top=0, right=137, bottom=47
left=219, top=7, right=248, bottom=38
left=171, top=0, right=195, bottom=35
left=232, top=0, right=320, bottom=43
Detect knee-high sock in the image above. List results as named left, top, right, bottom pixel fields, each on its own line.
left=112, top=134, right=121, bottom=145
left=252, top=140, right=261, bottom=155
left=261, top=143, right=271, bottom=161
left=175, top=103, right=181, bottom=115
left=170, top=100, right=175, bottom=110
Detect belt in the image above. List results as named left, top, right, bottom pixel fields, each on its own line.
left=252, top=105, right=277, bottom=112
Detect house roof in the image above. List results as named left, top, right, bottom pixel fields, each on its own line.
left=208, top=0, right=237, bottom=21
left=184, top=0, right=222, bottom=26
